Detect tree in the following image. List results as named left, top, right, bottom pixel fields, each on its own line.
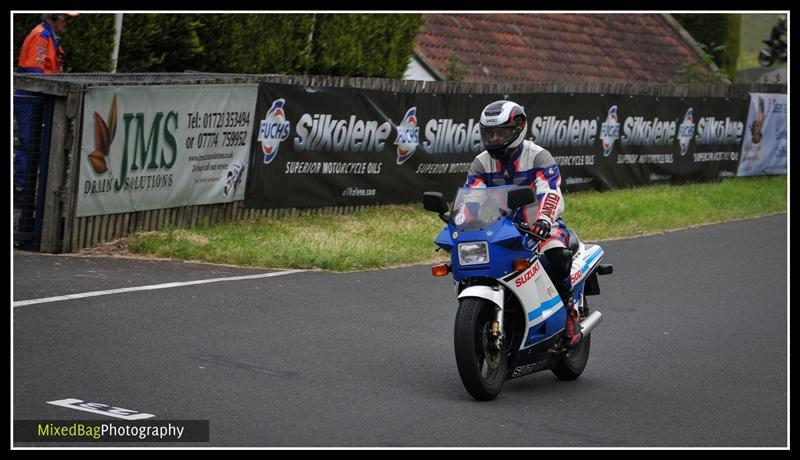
left=191, top=14, right=314, bottom=74
left=672, top=13, right=741, bottom=81
left=14, top=13, right=423, bottom=78
left=309, top=14, right=422, bottom=78
left=117, top=14, right=203, bottom=72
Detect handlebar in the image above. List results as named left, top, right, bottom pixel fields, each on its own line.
left=514, top=221, right=547, bottom=242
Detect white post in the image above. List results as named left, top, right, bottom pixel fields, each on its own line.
left=111, top=13, right=123, bottom=73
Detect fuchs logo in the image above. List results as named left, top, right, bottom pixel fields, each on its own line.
left=258, top=99, right=291, bottom=164
left=677, top=108, right=695, bottom=156
left=600, top=105, right=620, bottom=156
left=394, top=107, right=419, bottom=165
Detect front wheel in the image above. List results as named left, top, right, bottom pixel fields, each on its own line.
left=454, top=297, right=507, bottom=400
left=758, top=50, right=774, bottom=67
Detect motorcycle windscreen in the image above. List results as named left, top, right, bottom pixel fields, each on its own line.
left=451, top=185, right=517, bottom=232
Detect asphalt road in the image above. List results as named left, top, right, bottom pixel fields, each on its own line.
left=12, top=214, right=788, bottom=447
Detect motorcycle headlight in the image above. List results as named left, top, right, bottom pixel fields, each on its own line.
left=458, top=241, right=489, bottom=266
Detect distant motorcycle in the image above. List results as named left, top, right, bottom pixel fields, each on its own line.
left=758, top=40, right=787, bottom=67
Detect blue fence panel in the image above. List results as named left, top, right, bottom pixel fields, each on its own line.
left=13, top=92, right=53, bottom=251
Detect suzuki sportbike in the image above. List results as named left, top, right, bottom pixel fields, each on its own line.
left=423, top=185, right=613, bottom=400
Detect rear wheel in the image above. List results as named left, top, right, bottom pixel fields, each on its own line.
left=552, top=294, right=591, bottom=380
left=454, top=297, right=507, bottom=400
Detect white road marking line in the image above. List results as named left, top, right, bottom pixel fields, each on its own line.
left=13, top=270, right=304, bottom=308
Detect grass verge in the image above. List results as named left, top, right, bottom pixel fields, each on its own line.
left=127, top=176, right=786, bottom=271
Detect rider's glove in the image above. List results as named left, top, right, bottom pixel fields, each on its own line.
left=530, top=219, right=551, bottom=240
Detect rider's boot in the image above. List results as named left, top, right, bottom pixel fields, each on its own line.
left=564, top=296, right=582, bottom=349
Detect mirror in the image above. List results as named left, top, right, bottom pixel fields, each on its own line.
left=507, top=186, right=535, bottom=210
left=422, top=192, right=448, bottom=214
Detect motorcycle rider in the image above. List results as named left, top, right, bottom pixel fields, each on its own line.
left=464, top=100, right=582, bottom=349
left=767, top=15, right=787, bottom=57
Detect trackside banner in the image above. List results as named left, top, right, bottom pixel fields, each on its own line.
left=244, top=83, right=751, bottom=208
left=76, top=85, right=258, bottom=217
left=737, top=93, right=787, bottom=176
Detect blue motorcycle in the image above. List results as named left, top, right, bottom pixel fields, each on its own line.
left=424, top=185, right=613, bottom=400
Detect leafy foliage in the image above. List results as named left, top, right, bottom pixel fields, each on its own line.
left=309, top=14, right=422, bottom=78
left=669, top=44, right=732, bottom=84
left=673, top=14, right=741, bottom=81
left=14, top=13, right=422, bottom=78
left=191, top=14, right=315, bottom=74
left=445, top=53, right=469, bottom=81
left=117, top=14, right=204, bottom=72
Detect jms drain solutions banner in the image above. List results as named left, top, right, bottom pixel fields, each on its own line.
left=77, top=85, right=258, bottom=217
left=245, top=83, right=750, bottom=209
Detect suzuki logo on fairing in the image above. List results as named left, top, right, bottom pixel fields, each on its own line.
left=512, top=361, right=546, bottom=378
left=515, top=263, right=541, bottom=287
left=258, top=98, right=291, bottom=164
left=600, top=105, right=620, bottom=156
left=394, top=107, right=419, bottom=165
left=677, top=108, right=695, bottom=156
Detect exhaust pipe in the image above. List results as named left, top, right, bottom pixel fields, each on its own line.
left=579, top=311, right=602, bottom=336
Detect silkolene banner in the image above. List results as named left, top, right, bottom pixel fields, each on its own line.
left=76, top=84, right=258, bottom=217
left=519, top=94, right=748, bottom=189
left=245, top=84, right=500, bottom=209
left=738, top=93, right=787, bottom=176
left=245, top=83, right=749, bottom=208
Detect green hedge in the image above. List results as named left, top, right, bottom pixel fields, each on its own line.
left=13, top=13, right=421, bottom=78
left=310, top=14, right=422, bottom=78
left=673, top=14, right=741, bottom=80
left=191, top=14, right=315, bottom=74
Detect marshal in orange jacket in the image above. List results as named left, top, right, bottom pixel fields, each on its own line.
left=18, top=20, right=64, bottom=73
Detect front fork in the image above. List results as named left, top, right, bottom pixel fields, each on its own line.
left=457, top=282, right=506, bottom=350
left=490, top=285, right=505, bottom=350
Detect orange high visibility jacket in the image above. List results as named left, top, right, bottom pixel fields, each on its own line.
left=18, top=21, right=63, bottom=73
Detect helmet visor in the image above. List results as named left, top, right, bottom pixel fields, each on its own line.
left=480, top=126, right=517, bottom=148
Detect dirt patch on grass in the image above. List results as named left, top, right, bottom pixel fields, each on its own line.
left=76, top=238, right=133, bottom=256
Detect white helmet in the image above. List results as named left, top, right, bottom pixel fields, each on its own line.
left=479, top=100, right=527, bottom=161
